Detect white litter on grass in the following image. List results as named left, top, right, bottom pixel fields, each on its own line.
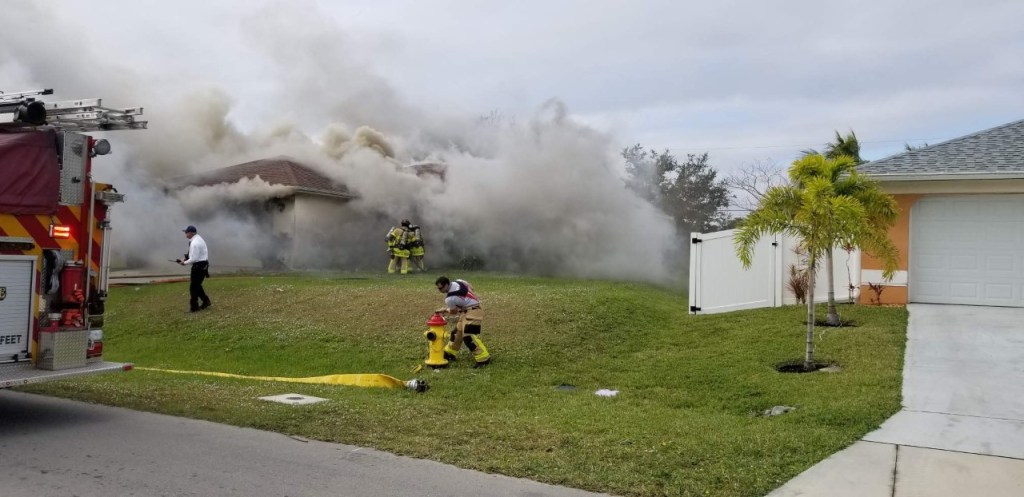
left=259, top=393, right=328, bottom=405
left=595, top=389, right=619, bottom=397
left=763, top=405, right=796, bottom=417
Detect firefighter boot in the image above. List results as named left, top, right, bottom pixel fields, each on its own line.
left=443, top=342, right=459, bottom=361
left=464, top=335, right=491, bottom=367
left=400, top=257, right=410, bottom=275
left=387, top=257, right=397, bottom=274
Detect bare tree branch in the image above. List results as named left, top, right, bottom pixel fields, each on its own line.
left=724, top=158, right=788, bottom=212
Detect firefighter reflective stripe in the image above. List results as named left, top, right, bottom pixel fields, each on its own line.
left=387, top=227, right=410, bottom=258
left=408, top=228, right=425, bottom=256
left=469, top=335, right=490, bottom=363
left=135, top=367, right=411, bottom=389
left=386, top=227, right=406, bottom=246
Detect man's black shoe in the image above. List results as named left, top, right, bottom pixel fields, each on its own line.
left=472, top=359, right=491, bottom=368
left=200, top=302, right=211, bottom=310
left=443, top=351, right=458, bottom=361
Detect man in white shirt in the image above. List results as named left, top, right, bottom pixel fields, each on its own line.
left=176, top=225, right=211, bottom=313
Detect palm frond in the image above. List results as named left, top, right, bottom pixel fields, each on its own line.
left=735, top=153, right=900, bottom=276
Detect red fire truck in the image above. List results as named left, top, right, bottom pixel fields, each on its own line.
left=0, top=88, right=144, bottom=388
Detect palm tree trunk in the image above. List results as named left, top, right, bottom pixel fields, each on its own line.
left=805, top=256, right=816, bottom=371
left=845, top=248, right=855, bottom=303
left=825, top=247, right=840, bottom=326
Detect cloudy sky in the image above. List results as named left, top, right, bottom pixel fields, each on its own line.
left=3, top=0, right=1022, bottom=281
left=9, top=0, right=1023, bottom=172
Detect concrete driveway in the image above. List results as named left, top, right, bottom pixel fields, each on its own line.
left=768, top=304, right=1024, bottom=496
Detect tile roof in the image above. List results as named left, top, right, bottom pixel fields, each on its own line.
left=859, top=118, right=1024, bottom=179
left=187, top=157, right=353, bottom=198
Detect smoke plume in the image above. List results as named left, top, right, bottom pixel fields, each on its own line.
left=1, top=1, right=679, bottom=284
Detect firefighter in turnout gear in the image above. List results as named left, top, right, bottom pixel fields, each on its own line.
left=386, top=220, right=412, bottom=274
left=435, top=276, right=490, bottom=367
left=408, top=224, right=426, bottom=272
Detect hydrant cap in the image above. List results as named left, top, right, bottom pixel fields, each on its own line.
left=427, top=312, right=447, bottom=326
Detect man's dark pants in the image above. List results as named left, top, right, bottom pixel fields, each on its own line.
left=190, top=261, right=211, bottom=311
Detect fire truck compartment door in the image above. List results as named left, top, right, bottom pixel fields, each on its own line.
left=0, top=257, right=34, bottom=361
left=0, top=130, right=60, bottom=214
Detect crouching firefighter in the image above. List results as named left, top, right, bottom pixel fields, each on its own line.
left=435, top=276, right=491, bottom=367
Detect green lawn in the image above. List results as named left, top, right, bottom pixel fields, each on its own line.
left=24, top=273, right=907, bottom=497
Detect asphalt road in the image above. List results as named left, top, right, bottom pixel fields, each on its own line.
left=0, top=391, right=613, bottom=497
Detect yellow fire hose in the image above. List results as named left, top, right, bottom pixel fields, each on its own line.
left=136, top=367, right=428, bottom=392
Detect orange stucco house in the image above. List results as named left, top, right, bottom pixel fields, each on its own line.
left=858, top=119, right=1024, bottom=307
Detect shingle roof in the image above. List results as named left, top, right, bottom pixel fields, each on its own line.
left=859, top=118, right=1024, bottom=179
left=187, top=157, right=353, bottom=198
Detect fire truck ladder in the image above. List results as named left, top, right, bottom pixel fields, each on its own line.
left=0, top=88, right=147, bottom=132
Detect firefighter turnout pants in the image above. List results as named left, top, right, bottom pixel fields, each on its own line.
left=443, top=306, right=490, bottom=365
left=410, top=244, right=425, bottom=271
left=388, top=246, right=410, bottom=274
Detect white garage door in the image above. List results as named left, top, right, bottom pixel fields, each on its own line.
left=911, top=195, right=1024, bottom=307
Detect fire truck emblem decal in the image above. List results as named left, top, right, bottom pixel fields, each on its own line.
left=0, top=287, right=6, bottom=301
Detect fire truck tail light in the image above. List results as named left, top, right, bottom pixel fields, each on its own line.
left=50, top=225, right=71, bottom=239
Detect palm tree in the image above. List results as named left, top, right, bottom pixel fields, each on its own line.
left=816, top=151, right=901, bottom=325
left=823, top=130, right=862, bottom=163
left=826, top=162, right=901, bottom=326
left=735, top=155, right=898, bottom=370
left=804, top=130, right=887, bottom=326
left=803, top=130, right=862, bottom=162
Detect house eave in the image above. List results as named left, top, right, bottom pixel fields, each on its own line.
left=294, top=187, right=356, bottom=200
left=866, top=172, right=1024, bottom=182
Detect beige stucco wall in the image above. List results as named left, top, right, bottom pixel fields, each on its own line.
left=289, top=194, right=350, bottom=267
left=265, top=197, right=296, bottom=268
left=269, top=197, right=296, bottom=235
left=859, top=179, right=1024, bottom=305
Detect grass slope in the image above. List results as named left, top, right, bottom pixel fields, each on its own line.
left=25, top=273, right=907, bottom=497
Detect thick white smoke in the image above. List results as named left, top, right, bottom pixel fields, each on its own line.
left=1, top=1, right=680, bottom=284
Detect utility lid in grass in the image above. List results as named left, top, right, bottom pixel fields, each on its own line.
left=259, top=393, right=328, bottom=405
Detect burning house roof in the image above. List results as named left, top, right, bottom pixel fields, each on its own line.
left=185, top=157, right=355, bottom=199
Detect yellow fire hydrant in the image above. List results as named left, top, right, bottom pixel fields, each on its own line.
left=423, top=312, right=450, bottom=368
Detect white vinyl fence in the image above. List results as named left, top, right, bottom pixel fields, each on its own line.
left=688, top=229, right=860, bottom=315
